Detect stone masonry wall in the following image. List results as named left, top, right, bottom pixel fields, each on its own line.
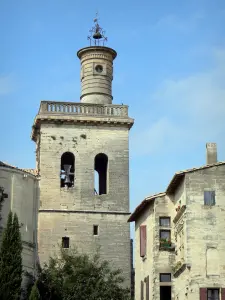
left=0, top=167, right=38, bottom=281
left=183, top=166, right=225, bottom=299
left=38, top=122, right=131, bottom=288
left=134, top=202, right=154, bottom=300
left=154, top=195, right=175, bottom=300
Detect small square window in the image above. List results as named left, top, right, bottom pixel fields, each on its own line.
left=204, top=191, right=215, bottom=206
left=160, top=230, right=170, bottom=240
left=160, top=273, right=171, bottom=282
left=207, top=289, right=219, bottom=300
left=93, top=225, right=99, bottom=236
left=159, top=217, right=170, bottom=227
left=62, top=237, right=69, bottom=248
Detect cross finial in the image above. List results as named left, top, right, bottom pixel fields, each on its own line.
left=94, top=11, right=99, bottom=23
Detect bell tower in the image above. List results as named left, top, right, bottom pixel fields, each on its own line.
left=32, top=16, right=134, bottom=288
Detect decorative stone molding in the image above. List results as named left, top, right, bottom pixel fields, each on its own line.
left=173, top=205, right=186, bottom=224
left=172, top=261, right=187, bottom=277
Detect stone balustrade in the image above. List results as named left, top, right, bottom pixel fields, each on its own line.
left=39, top=101, right=128, bottom=117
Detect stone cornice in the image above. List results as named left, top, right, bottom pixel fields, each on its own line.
left=31, top=114, right=134, bottom=141
left=39, top=209, right=131, bottom=215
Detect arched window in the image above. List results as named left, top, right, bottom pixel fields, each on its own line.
left=94, top=153, right=108, bottom=195
left=60, top=152, right=75, bottom=188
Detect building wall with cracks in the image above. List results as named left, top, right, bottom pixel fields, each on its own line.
left=131, top=144, right=225, bottom=300
left=0, top=165, right=39, bottom=284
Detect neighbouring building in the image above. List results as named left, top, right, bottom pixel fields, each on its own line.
left=128, top=143, right=225, bottom=300
left=0, top=161, right=39, bottom=283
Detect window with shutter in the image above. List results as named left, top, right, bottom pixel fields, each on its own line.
left=145, top=275, right=149, bottom=300
left=140, top=225, right=147, bottom=257
left=221, top=288, right=225, bottom=300
left=207, top=289, right=219, bottom=300
left=141, top=280, right=144, bottom=300
left=204, top=191, right=216, bottom=205
left=200, top=288, right=207, bottom=300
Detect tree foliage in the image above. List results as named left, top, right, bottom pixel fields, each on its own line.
left=29, top=282, right=40, bottom=300
left=36, top=248, right=131, bottom=300
left=0, top=211, right=23, bottom=300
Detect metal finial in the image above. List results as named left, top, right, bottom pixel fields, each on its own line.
left=87, top=12, right=108, bottom=46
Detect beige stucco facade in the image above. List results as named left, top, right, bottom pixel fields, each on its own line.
left=0, top=163, right=39, bottom=282
left=130, top=144, right=225, bottom=300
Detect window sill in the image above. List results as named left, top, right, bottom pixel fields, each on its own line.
left=159, top=225, right=171, bottom=229
left=159, top=244, right=175, bottom=252
left=60, top=187, right=75, bottom=191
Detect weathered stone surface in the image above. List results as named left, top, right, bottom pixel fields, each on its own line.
left=133, top=164, right=225, bottom=299
left=0, top=166, right=38, bottom=285
left=35, top=46, right=133, bottom=289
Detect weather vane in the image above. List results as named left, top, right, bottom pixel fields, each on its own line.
left=88, top=12, right=108, bottom=46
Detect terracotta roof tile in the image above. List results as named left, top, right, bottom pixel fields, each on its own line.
left=0, top=161, right=38, bottom=176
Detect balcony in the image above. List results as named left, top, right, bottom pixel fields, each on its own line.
left=39, top=101, right=129, bottom=117
left=172, top=260, right=188, bottom=277
left=32, top=101, right=134, bottom=141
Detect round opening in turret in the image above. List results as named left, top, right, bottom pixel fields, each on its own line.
left=95, top=65, right=103, bottom=73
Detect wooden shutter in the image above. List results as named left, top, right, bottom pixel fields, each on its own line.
left=140, top=225, right=147, bottom=257
left=146, top=275, right=149, bottom=300
left=221, top=288, right=225, bottom=300
left=200, top=288, right=207, bottom=300
left=141, top=280, right=144, bottom=300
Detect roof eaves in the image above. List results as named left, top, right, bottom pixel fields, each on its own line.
left=0, top=161, right=38, bottom=177
left=166, top=161, right=225, bottom=194
left=128, top=192, right=165, bottom=223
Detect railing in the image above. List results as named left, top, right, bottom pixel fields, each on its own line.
left=39, top=101, right=128, bottom=117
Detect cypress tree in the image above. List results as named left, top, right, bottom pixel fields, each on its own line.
left=0, top=211, right=23, bottom=300
left=29, top=282, right=40, bottom=300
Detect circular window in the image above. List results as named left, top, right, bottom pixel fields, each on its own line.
left=95, top=65, right=103, bottom=73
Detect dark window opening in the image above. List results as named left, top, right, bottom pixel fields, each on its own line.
left=160, top=286, right=171, bottom=300
left=94, top=153, right=108, bottom=195
left=204, top=191, right=216, bottom=206
left=207, top=289, right=219, bottom=300
left=60, top=152, right=75, bottom=188
left=145, top=276, right=149, bottom=300
left=141, top=281, right=144, bottom=300
left=62, top=237, right=69, bottom=248
left=95, top=65, right=103, bottom=73
left=159, top=217, right=170, bottom=227
left=160, top=273, right=171, bottom=282
left=93, top=225, right=99, bottom=236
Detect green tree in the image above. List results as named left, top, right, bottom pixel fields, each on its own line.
left=0, top=211, right=23, bottom=300
left=29, top=282, right=40, bottom=300
left=37, top=248, right=131, bottom=300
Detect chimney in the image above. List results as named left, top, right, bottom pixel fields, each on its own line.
left=206, top=143, right=217, bottom=165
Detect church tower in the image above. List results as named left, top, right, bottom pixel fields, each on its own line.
left=31, top=17, right=134, bottom=287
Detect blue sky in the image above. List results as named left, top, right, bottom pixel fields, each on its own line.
left=1, top=0, right=225, bottom=216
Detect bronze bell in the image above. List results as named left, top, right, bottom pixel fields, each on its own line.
left=93, top=31, right=102, bottom=39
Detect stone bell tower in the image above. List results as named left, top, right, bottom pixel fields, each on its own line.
left=31, top=17, right=134, bottom=288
